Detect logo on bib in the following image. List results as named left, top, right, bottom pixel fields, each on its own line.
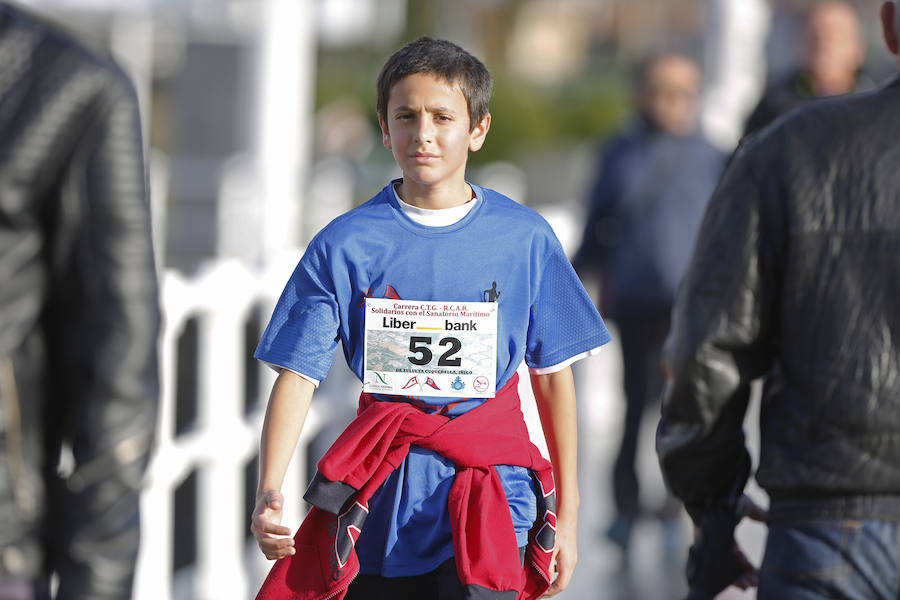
left=401, top=376, right=441, bottom=392
left=451, top=376, right=465, bottom=391
left=365, top=371, right=392, bottom=391
left=482, top=281, right=501, bottom=303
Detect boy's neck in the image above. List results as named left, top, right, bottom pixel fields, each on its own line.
left=396, top=179, right=474, bottom=210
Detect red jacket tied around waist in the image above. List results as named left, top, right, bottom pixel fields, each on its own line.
left=256, top=372, right=557, bottom=600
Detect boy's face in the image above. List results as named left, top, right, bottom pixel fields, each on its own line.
left=379, top=72, right=490, bottom=191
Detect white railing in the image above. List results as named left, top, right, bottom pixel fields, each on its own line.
left=134, top=254, right=327, bottom=600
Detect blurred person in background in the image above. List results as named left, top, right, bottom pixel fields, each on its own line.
left=657, top=1, right=900, bottom=597
left=744, top=0, right=872, bottom=137
left=0, top=3, right=159, bottom=599
left=572, top=52, right=726, bottom=565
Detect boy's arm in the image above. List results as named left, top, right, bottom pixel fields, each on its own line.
left=530, top=367, right=579, bottom=597
left=251, top=369, right=316, bottom=560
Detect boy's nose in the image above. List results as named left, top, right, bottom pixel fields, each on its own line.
left=414, top=117, right=435, bottom=143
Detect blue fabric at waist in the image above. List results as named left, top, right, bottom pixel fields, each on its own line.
left=355, top=445, right=538, bottom=577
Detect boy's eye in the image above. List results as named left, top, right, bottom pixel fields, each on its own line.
left=436, top=115, right=452, bottom=122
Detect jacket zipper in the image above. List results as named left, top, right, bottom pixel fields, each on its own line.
left=0, top=358, right=33, bottom=514
left=317, top=571, right=357, bottom=600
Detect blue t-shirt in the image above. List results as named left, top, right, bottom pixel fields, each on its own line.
left=255, top=181, right=610, bottom=576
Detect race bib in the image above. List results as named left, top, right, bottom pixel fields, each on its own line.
left=363, top=298, right=498, bottom=398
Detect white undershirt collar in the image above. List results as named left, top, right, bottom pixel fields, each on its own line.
left=392, top=184, right=478, bottom=227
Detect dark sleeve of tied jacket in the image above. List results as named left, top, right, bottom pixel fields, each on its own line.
left=0, top=4, right=159, bottom=598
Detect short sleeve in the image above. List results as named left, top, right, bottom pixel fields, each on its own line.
left=525, top=234, right=611, bottom=369
left=254, top=238, right=341, bottom=382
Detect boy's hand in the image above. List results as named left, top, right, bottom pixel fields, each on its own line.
left=251, top=490, right=296, bottom=560
left=543, top=513, right=577, bottom=597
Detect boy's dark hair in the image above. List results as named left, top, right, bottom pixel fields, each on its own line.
left=376, top=36, right=492, bottom=131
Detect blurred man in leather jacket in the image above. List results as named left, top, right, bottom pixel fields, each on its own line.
left=0, top=3, right=159, bottom=599
left=658, top=2, right=900, bottom=597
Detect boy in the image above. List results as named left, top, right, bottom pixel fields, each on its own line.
left=251, top=37, right=610, bottom=600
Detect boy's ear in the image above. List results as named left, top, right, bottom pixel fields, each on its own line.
left=468, top=113, right=491, bottom=152
left=378, top=116, right=392, bottom=150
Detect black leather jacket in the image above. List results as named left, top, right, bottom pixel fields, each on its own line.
left=658, top=74, right=900, bottom=524
left=0, top=3, right=159, bottom=597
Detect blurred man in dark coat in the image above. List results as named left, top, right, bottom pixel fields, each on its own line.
left=0, top=3, right=159, bottom=598
left=744, top=0, right=871, bottom=137
left=573, top=52, right=725, bottom=560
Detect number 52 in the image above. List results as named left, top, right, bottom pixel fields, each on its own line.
left=408, top=336, right=462, bottom=367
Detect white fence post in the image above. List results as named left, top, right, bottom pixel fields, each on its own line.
left=193, top=262, right=254, bottom=599
left=136, top=254, right=323, bottom=600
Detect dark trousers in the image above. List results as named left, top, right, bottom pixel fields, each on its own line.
left=612, top=309, right=679, bottom=519
left=346, top=557, right=468, bottom=600
left=346, top=549, right=525, bottom=600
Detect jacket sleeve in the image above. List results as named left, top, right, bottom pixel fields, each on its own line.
left=46, top=66, right=160, bottom=599
left=572, top=143, right=619, bottom=275
left=656, top=137, right=784, bottom=521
